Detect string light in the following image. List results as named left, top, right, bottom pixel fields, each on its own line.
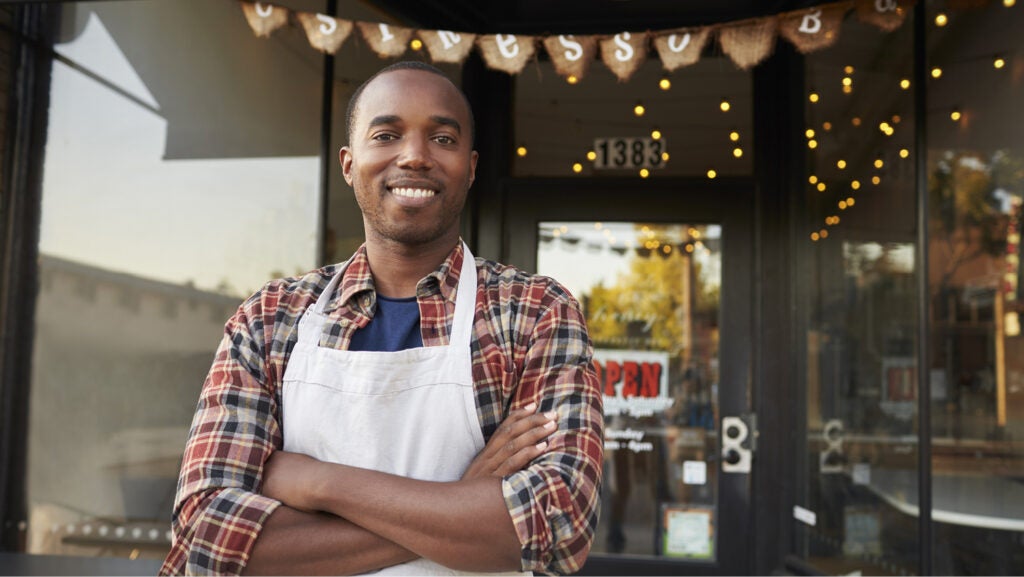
left=842, top=77, right=853, bottom=86
left=839, top=200, right=848, bottom=210
left=837, top=159, right=847, bottom=169
left=899, top=149, right=910, bottom=158
left=720, top=98, right=731, bottom=112
left=516, top=146, right=528, bottom=157
left=730, top=131, right=740, bottom=142
left=950, top=108, right=962, bottom=121
left=817, top=182, right=827, bottom=192
left=707, top=169, right=718, bottom=179
left=809, top=175, right=819, bottom=184
left=806, top=128, right=816, bottom=139
left=851, top=180, right=861, bottom=190
left=822, top=121, right=833, bottom=131
left=820, top=229, right=829, bottom=239
left=892, top=114, right=902, bottom=124
left=651, top=129, right=662, bottom=140
left=1006, top=0, right=1016, bottom=6
left=900, top=78, right=911, bottom=90
left=639, top=168, right=650, bottom=179
left=935, top=13, right=948, bottom=26
left=410, top=38, right=423, bottom=50
left=931, top=67, right=943, bottom=79
left=659, top=77, right=671, bottom=90
left=994, top=57, right=1006, bottom=69
left=874, top=158, right=885, bottom=169
left=846, top=197, right=855, bottom=206
left=661, top=152, right=670, bottom=162
left=634, top=103, right=646, bottom=116
left=872, top=175, right=881, bottom=185
left=842, top=85, right=853, bottom=94
left=809, top=92, right=820, bottom=103
left=572, top=162, right=583, bottom=174
left=567, top=75, right=579, bottom=84
left=733, top=147, right=743, bottom=158
left=808, top=139, right=818, bottom=149
left=852, top=117, right=862, bottom=126
left=586, top=150, right=597, bottom=161
left=811, top=232, right=820, bottom=241
left=844, top=65, right=855, bottom=74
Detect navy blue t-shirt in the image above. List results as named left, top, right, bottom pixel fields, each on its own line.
left=348, top=295, right=424, bottom=352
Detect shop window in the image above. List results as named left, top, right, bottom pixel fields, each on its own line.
left=513, top=59, right=752, bottom=178
left=796, top=13, right=921, bottom=576
left=925, top=2, right=1024, bottom=574
left=26, top=0, right=323, bottom=561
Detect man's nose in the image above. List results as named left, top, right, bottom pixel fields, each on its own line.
left=396, top=137, right=434, bottom=170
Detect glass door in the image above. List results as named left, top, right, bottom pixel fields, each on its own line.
left=504, top=182, right=753, bottom=575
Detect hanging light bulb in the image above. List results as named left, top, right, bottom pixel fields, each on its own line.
left=935, top=13, right=948, bottom=26
left=707, top=169, right=717, bottom=179
left=809, top=92, right=820, bottom=103
left=651, top=128, right=662, bottom=140
left=586, top=150, right=597, bottom=161
left=994, top=56, right=1006, bottom=69
left=808, top=139, right=818, bottom=149
left=410, top=38, right=423, bottom=50
left=811, top=232, right=820, bottom=241
left=661, top=152, right=670, bottom=162
left=851, top=180, right=861, bottom=190
left=516, top=146, right=528, bottom=157
left=822, top=121, right=833, bottom=131
left=720, top=98, right=731, bottom=112
left=639, top=168, right=650, bottom=179
left=837, top=159, right=847, bottom=169
left=733, top=147, right=743, bottom=158
left=950, top=108, right=962, bottom=121
left=806, top=128, right=816, bottom=139
left=900, top=78, right=911, bottom=90
left=809, top=175, right=819, bottom=184
left=659, top=77, right=671, bottom=90
left=874, top=158, right=885, bottom=169
left=567, top=75, right=579, bottom=84
left=634, top=102, right=646, bottom=116
left=931, top=67, right=943, bottom=79
left=844, top=65, right=855, bottom=74
left=572, top=162, right=583, bottom=174
left=899, top=149, right=910, bottom=158
left=729, top=131, right=740, bottom=142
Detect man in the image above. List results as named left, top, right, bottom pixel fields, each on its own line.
left=160, top=61, right=604, bottom=576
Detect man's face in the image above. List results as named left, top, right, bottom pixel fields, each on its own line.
left=341, top=69, right=478, bottom=248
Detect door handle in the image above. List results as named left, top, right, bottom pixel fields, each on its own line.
left=721, top=414, right=756, bottom=473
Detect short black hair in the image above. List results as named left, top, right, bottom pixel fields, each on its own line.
left=345, top=61, right=476, bottom=146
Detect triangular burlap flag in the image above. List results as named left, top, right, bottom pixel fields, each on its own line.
left=599, top=31, right=648, bottom=82
left=357, top=21, right=414, bottom=58
left=718, top=18, right=778, bottom=70
left=420, top=30, right=477, bottom=64
left=778, top=3, right=850, bottom=54
left=240, top=1, right=289, bottom=38
left=855, top=0, right=914, bottom=32
left=652, top=27, right=711, bottom=71
left=296, top=13, right=354, bottom=54
left=477, top=34, right=536, bottom=75
left=542, top=34, right=598, bottom=80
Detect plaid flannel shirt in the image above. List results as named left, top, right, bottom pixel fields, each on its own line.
left=160, top=241, right=603, bottom=575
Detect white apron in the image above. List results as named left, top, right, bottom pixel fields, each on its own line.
left=281, top=243, right=525, bottom=576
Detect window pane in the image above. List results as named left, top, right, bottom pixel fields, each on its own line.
left=797, top=15, right=921, bottom=576
left=925, top=2, right=1024, bottom=574
left=537, top=222, right=722, bottom=561
left=27, top=0, right=322, bottom=560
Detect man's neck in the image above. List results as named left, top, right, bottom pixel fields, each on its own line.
left=363, top=235, right=459, bottom=298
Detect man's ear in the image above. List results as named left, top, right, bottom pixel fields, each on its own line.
left=340, top=146, right=354, bottom=186
left=468, top=150, right=478, bottom=189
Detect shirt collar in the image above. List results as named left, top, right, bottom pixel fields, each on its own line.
left=324, top=240, right=465, bottom=314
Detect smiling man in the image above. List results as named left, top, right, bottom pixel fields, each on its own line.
left=160, top=62, right=603, bottom=576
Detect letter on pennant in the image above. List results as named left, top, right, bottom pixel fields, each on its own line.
left=297, top=12, right=353, bottom=54
left=599, top=31, right=647, bottom=81
left=477, top=34, right=536, bottom=74
left=240, top=1, right=289, bottom=38
left=653, top=27, right=711, bottom=71
left=798, top=10, right=823, bottom=34
left=559, top=35, right=584, bottom=61
left=667, top=33, right=691, bottom=53
left=778, top=4, right=848, bottom=55
left=542, top=34, right=597, bottom=80
left=421, top=30, right=477, bottom=64
left=355, top=21, right=414, bottom=58
left=613, top=32, right=634, bottom=62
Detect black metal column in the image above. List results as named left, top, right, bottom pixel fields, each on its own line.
left=316, top=0, right=337, bottom=267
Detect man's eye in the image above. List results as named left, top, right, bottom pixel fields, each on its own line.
left=435, top=135, right=455, bottom=145
left=373, top=133, right=396, bottom=142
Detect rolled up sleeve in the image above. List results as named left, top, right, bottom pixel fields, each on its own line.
left=502, top=298, right=604, bottom=575
left=160, top=300, right=282, bottom=576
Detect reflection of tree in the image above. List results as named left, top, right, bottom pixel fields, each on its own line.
left=584, top=225, right=719, bottom=355
left=929, top=150, right=1020, bottom=289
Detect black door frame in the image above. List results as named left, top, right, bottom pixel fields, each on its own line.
left=503, top=177, right=756, bottom=576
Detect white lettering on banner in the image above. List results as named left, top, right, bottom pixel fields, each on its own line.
left=558, top=35, right=584, bottom=61
left=316, top=14, right=337, bottom=35
left=606, top=428, right=646, bottom=441
left=613, top=32, right=634, bottom=62
left=875, top=0, right=898, bottom=12
left=603, top=439, right=653, bottom=453
left=667, top=33, right=691, bottom=53
left=378, top=23, right=395, bottom=42
left=255, top=2, right=273, bottom=18
left=496, top=34, right=520, bottom=58
left=438, top=30, right=461, bottom=49
left=799, top=10, right=823, bottom=34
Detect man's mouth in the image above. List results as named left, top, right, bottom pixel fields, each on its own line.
left=389, top=186, right=437, bottom=199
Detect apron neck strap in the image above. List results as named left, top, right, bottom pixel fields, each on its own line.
left=447, top=241, right=477, bottom=348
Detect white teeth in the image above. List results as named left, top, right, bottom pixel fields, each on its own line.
left=391, top=187, right=436, bottom=198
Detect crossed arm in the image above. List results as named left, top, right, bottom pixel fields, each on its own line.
left=244, top=406, right=557, bottom=575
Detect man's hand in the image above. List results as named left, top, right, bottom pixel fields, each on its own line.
left=462, top=403, right=557, bottom=481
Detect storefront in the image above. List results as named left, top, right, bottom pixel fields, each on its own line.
left=0, top=1, right=1021, bottom=575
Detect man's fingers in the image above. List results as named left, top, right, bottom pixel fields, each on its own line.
left=500, top=440, right=550, bottom=476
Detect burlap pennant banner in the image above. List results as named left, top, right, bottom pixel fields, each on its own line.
left=719, top=18, right=778, bottom=70
left=357, top=21, right=414, bottom=58
left=241, top=1, right=289, bottom=38
left=599, top=32, right=648, bottom=82
left=855, top=0, right=914, bottom=32
left=477, top=34, right=536, bottom=75
left=652, top=27, right=711, bottom=71
left=778, top=2, right=850, bottom=54
left=420, top=30, right=477, bottom=64
left=296, top=13, right=354, bottom=54
left=542, top=35, right=598, bottom=80
left=237, top=0, right=913, bottom=77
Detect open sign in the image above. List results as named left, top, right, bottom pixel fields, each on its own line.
left=593, top=349, right=673, bottom=417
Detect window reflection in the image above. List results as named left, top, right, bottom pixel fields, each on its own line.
left=537, top=221, right=721, bottom=560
